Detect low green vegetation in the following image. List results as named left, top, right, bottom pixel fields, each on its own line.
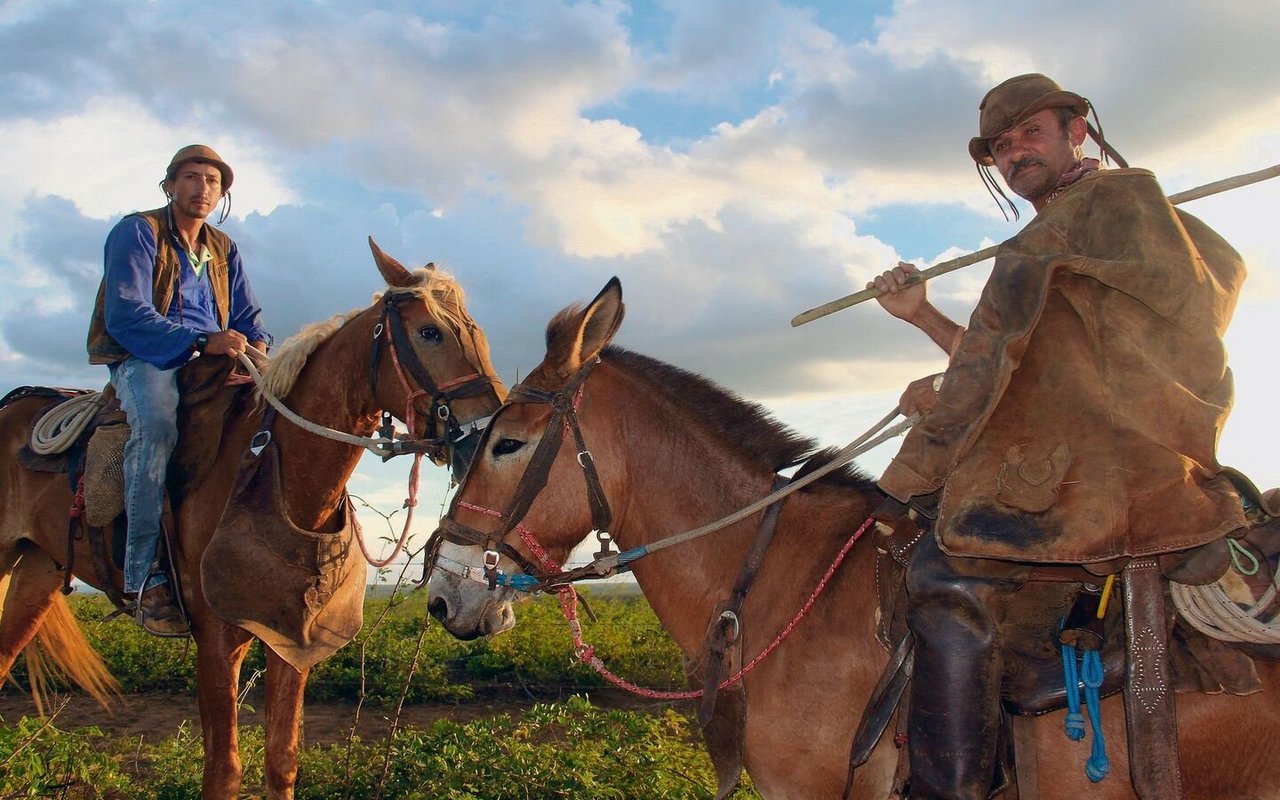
left=0, top=590, right=760, bottom=799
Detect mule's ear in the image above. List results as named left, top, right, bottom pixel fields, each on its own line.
left=576, top=277, right=625, bottom=365
left=542, top=278, right=625, bottom=381
left=369, top=236, right=413, bottom=287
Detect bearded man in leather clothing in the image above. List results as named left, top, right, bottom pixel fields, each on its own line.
left=866, top=74, right=1247, bottom=799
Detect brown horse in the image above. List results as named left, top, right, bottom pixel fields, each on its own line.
left=426, top=278, right=1280, bottom=799
left=0, top=239, right=505, bottom=800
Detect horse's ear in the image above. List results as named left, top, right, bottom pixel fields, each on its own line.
left=369, top=236, right=413, bottom=287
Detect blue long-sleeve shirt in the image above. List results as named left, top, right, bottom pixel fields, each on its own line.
left=102, top=216, right=271, bottom=370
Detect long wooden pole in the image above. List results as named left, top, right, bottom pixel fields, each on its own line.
left=791, top=163, right=1280, bottom=328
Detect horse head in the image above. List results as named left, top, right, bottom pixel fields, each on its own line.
left=366, top=236, right=510, bottom=475
left=427, top=278, right=625, bottom=638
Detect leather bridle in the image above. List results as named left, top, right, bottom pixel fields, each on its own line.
left=434, top=355, right=614, bottom=589
left=368, top=291, right=500, bottom=470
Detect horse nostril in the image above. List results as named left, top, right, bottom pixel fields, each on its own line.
left=428, top=596, right=449, bottom=621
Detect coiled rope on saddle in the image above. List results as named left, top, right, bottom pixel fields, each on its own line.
left=30, top=392, right=107, bottom=455
left=1170, top=538, right=1280, bottom=644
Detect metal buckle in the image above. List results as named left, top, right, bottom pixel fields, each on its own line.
left=372, top=322, right=384, bottom=339
left=719, top=610, right=740, bottom=643
left=593, top=529, right=614, bottom=560
left=249, top=430, right=272, bottom=457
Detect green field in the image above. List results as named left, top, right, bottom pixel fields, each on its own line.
left=0, top=591, right=761, bottom=799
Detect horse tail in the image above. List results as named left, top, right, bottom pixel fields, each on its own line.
left=0, top=571, right=120, bottom=713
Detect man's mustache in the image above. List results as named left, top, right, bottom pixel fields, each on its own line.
left=1009, top=156, right=1048, bottom=179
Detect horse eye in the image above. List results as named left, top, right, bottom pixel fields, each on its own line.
left=419, top=325, right=443, bottom=343
left=492, top=438, right=524, bottom=456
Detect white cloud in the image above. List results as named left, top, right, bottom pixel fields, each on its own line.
left=0, top=0, right=1276, bottom=497
left=0, top=97, right=295, bottom=228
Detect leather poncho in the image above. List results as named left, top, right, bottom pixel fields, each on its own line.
left=879, top=169, right=1248, bottom=564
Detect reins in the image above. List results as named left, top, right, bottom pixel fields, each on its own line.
left=438, top=394, right=917, bottom=593
left=431, top=356, right=919, bottom=700
left=235, top=292, right=498, bottom=568
left=561, top=515, right=877, bottom=700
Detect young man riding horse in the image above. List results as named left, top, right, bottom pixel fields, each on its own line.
left=87, top=145, right=271, bottom=636
left=867, top=74, right=1250, bottom=799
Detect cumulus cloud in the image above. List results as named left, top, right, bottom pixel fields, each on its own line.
left=0, top=0, right=1276, bottom=496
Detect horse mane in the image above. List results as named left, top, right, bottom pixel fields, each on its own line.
left=259, top=266, right=470, bottom=399
left=601, top=346, right=875, bottom=490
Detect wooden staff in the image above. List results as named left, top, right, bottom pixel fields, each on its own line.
left=791, top=163, right=1280, bottom=328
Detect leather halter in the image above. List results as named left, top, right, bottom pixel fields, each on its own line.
left=368, top=291, right=498, bottom=463
left=436, top=355, right=612, bottom=588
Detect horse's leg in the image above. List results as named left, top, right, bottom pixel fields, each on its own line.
left=195, top=618, right=255, bottom=800
left=262, top=650, right=308, bottom=800
left=0, top=548, right=64, bottom=679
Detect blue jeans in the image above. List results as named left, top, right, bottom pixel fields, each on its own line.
left=109, top=357, right=180, bottom=594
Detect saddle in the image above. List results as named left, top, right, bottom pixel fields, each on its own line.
left=7, top=357, right=249, bottom=612
left=855, top=472, right=1280, bottom=799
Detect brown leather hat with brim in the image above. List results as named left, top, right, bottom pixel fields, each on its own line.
left=968, top=74, right=1089, bottom=166
left=165, top=144, right=234, bottom=191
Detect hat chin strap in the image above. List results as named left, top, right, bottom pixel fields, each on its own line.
left=977, top=162, right=1021, bottom=222
left=1082, top=100, right=1128, bottom=168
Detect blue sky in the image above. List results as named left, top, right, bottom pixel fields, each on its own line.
left=2, top=0, right=1277, bottom=572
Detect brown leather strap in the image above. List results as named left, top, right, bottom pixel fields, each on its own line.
left=62, top=516, right=78, bottom=595
left=1122, top=557, right=1182, bottom=799
left=62, top=475, right=86, bottom=595
left=87, top=524, right=128, bottom=612
left=1011, top=715, right=1040, bottom=800
left=698, top=476, right=788, bottom=727
left=845, top=631, right=914, bottom=786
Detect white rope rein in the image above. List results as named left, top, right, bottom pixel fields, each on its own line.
left=234, top=352, right=395, bottom=455
left=30, top=352, right=396, bottom=458
left=639, top=409, right=919, bottom=557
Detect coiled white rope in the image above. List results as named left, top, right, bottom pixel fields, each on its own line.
left=30, top=392, right=106, bottom=455
left=1171, top=572, right=1280, bottom=645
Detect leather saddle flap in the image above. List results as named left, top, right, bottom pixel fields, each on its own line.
left=201, top=439, right=364, bottom=672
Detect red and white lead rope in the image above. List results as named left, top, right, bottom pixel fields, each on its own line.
left=457, top=506, right=875, bottom=700
left=354, top=324, right=427, bottom=568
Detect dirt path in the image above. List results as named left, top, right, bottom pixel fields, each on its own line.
left=0, top=689, right=676, bottom=746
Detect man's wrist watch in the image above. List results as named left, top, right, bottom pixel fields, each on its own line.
left=193, top=333, right=210, bottom=355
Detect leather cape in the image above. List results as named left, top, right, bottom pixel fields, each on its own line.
left=879, top=169, right=1248, bottom=565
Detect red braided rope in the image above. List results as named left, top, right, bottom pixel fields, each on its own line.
left=354, top=325, right=426, bottom=568
left=454, top=500, right=875, bottom=700
left=562, top=515, right=874, bottom=699
left=456, top=501, right=561, bottom=571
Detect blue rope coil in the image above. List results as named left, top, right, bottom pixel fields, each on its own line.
left=1081, top=649, right=1110, bottom=782
left=1061, top=643, right=1086, bottom=741
left=1060, top=637, right=1110, bottom=783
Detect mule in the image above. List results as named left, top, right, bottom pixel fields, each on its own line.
left=0, top=239, right=505, bottom=800
left=426, top=278, right=1280, bottom=799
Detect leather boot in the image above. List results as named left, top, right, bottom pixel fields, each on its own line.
left=904, top=536, right=1022, bottom=800
left=135, top=583, right=190, bottom=637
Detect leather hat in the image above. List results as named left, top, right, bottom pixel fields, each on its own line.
left=968, top=74, right=1089, bottom=166
left=165, top=144, right=233, bottom=191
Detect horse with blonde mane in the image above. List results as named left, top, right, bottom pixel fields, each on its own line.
left=0, top=239, right=505, bottom=800
left=427, top=278, right=1280, bottom=799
